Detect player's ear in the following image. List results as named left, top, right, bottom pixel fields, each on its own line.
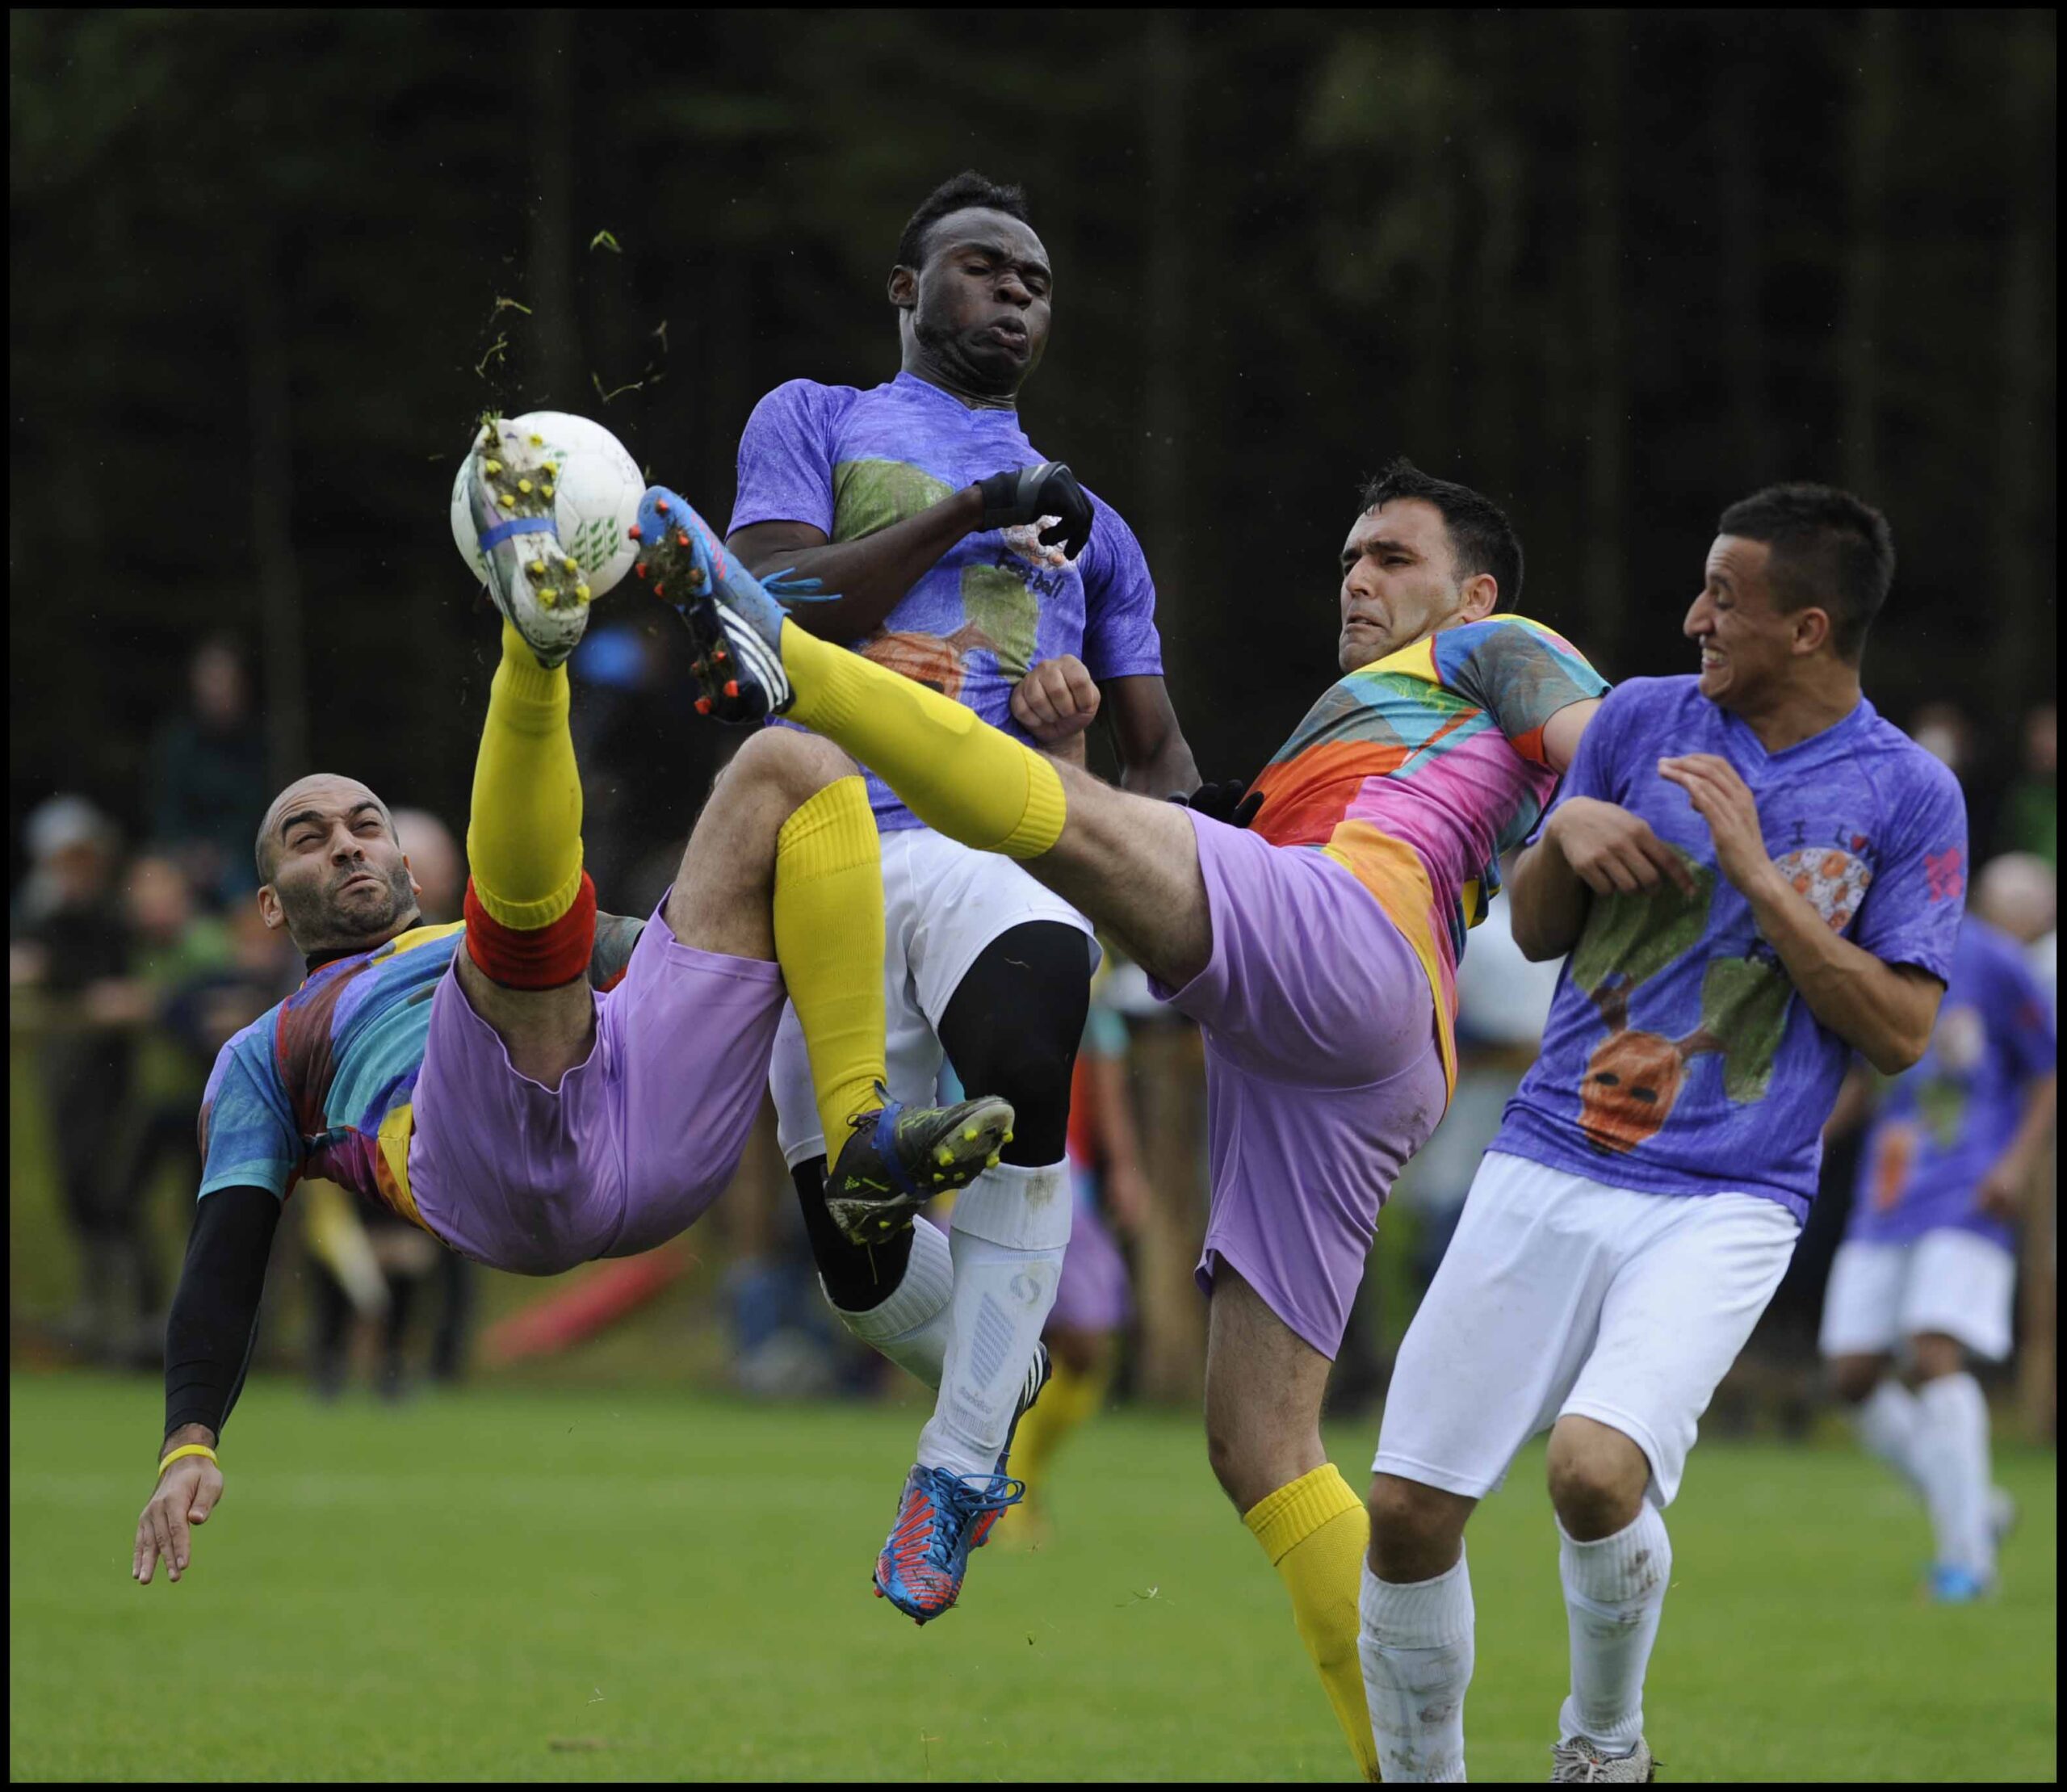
left=1461, top=572, right=1499, bottom=623
left=887, top=266, right=918, bottom=311
left=1789, top=605, right=1833, bottom=657
left=255, top=885, right=286, bottom=932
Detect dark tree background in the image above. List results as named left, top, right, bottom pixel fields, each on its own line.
left=10, top=9, right=2057, bottom=871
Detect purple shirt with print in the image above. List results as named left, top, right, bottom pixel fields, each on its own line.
left=1493, top=676, right=1968, bottom=1221
left=730, top=372, right=1165, bottom=829
left=1847, top=917, right=2056, bottom=1250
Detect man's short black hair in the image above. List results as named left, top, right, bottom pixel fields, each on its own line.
left=1716, top=483, right=1894, bottom=662
left=895, top=171, right=1034, bottom=273
left=1359, top=459, right=1524, bottom=611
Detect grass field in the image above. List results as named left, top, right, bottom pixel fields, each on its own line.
left=8, top=1373, right=2057, bottom=1782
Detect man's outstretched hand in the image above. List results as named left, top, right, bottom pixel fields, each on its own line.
left=975, top=462, right=1094, bottom=560
left=133, top=1446, right=223, bottom=1585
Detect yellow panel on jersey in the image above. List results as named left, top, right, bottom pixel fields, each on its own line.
left=774, top=776, right=887, bottom=1154
left=467, top=619, right=585, bottom=929
left=1319, top=821, right=1459, bottom=1096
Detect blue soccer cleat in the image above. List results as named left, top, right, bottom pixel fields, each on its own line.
left=872, top=1463, right=1025, bottom=1625
left=627, top=487, right=794, bottom=723
left=971, top=1344, right=1053, bottom=1551
left=1927, top=1563, right=1991, bottom=1604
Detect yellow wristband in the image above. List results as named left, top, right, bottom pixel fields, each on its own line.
left=158, top=1443, right=218, bottom=1478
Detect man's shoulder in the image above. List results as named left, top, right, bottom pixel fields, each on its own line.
left=745, top=377, right=872, bottom=434
left=205, top=1001, right=287, bottom=1097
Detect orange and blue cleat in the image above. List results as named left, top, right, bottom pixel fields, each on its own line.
left=872, top=1463, right=1025, bottom=1625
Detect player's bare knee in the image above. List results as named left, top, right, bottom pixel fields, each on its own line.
left=1367, top=1474, right=1464, bottom=1579
left=1828, top=1353, right=1888, bottom=1405
left=1545, top=1423, right=1648, bottom=1539
left=723, top=726, right=854, bottom=808
left=1909, top=1331, right=1965, bottom=1382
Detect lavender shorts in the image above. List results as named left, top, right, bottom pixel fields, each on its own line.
left=1159, top=812, right=1449, bottom=1358
left=410, top=904, right=785, bottom=1276
left=1047, top=1169, right=1134, bottom=1334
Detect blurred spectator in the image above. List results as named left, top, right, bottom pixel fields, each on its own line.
left=1999, top=704, right=2057, bottom=870
left=10, top=795, right=145, bottom=1362
left=391, top=808, right=464, bottom=922
left=143, top=636, right=269, bottom=909
left=1910, top=701, right=1999, bottom=867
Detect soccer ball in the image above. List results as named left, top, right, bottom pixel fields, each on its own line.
left=448, top=410, right=644, bottom=598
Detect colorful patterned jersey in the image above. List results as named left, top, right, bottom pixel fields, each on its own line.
left=1494, top=677, right=1969, bottom=1220
left=1247, top=615, right=1608, bottom=1090
left=195, top=914, right=646, bottom=1226
left=1847, top=917, right=2056, bottom=1249
left=730, top=373, right=1165, bottom=829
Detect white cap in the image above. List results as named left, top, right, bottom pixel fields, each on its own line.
left=25, top=794, right=115, bottom=863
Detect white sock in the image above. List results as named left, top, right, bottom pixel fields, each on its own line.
left=1557, top=1505, right=1671, bottom=1755
left=1914, top=1372, right=1994, bottom=1577
left=1851, top=1379, right=1927, bottom=1500
left=823, top=1216, right=954, bottom=1390
left=916, top=1160, right=1071, bottom=1479
left=1359, top=1550, right=1474, bottom=1783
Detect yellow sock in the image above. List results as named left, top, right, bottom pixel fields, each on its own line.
left=467, top=620, right=584, bottom=926
left=778, top=623, right=1067, bottom=859
left=774, top=776, right=886, bottom=1152
left=1245, top=1465, right=1381, bottom=1782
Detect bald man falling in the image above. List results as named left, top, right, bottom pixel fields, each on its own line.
left=132, top=419, right=1015, bottom=1587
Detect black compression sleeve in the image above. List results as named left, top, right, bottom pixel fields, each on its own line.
left=163, top=1185, right=281, bottom=1442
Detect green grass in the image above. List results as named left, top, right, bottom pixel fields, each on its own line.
left=8, top=1374, right=2057, bottom=1782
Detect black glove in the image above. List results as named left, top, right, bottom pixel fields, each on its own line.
left=975, top=461, right=1095, bottom=560
left=1169, top=779, right=1263, bottom=829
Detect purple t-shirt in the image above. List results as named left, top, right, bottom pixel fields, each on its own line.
left=1494, top=677, right=1968, bottom=1220
left=729, top=372, right=1165, bottom=829
left=1847, top=918, right=2056, bottom=1249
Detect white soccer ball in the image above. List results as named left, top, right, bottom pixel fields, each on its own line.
left=448, top=410, right=644, bottom=598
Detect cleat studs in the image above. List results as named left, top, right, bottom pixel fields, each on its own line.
left=542, top=484, right=555, bottom=499
left=484, top=460, right=502, bottom=476
left=542, top=461, right=557, bottom=476
left=528, top=559, right=545, bottom=576
left=962, top=1127, right=979, bottom=1141
left=575, top=584, right=591, bottom=602
left=562, top=557, right=578, bottom=573
left=985, top=1152, right=1000, bottom=1168
left=656, top=497, right=671, bottom=513
left=652, top=582, right=664, bottom=598
left=933, top=1173, right=947, bottom=1186
left=694, top=696, right=712, bottom=716
left=627, top=523, right=643, bottom=540
left=635, top=561, right=648, bottom=578
left=1002, top=1130, right=1014, bottom=1144
left=528, top=433, right=543, bottom=446
left=686, top=568, right=706, bottom=589
left=517, top=478, right=533, bottom=494
left=935, top=1146, right=955, bottom=1165
left=723, top=679, right=740, bottom=698
left=497, top=493, right=514, bottom=510
left=677, top=531, right=690, bottom=546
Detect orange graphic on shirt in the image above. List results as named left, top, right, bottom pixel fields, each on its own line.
left=859, top=619, right=1000, bottom=699
left=1575, top=980, right=1722, bottom=1156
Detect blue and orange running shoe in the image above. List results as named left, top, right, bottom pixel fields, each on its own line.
left=873, top=1463, right=1026, bottom=1625
left=971, top=1345, right=1053, bottom=1551
left=825, top=1082, right=1016, bottom=1246
left=626, top=486, right=797, bottom=723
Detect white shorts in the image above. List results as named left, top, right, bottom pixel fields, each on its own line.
left=1373, top=1152, right=1801, bottom=1507
left=1818, top=1230, right=2018, bottom=1362
left=769, top=827, right=1096, bottom=1168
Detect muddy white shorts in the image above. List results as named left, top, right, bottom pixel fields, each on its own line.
left=1373, top=1151, right=1801, bottom=1507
